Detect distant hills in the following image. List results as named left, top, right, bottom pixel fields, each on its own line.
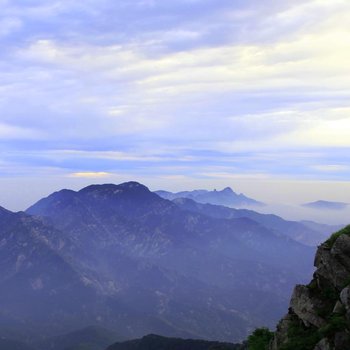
left=0, top=181, right=338, bottom=348
left=37, top=326, right=120, bottom=350
left=0, top=338, right=36, bottom=350
left=172, top=197, right=340, bottom=246
left=107, top=334, right=245, bottom=350
left=302, top=200, right=349, bottom=210
left=155, top=187, right=264, bottom=208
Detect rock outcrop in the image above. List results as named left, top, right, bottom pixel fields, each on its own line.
left=270, top=225, right=350, bottom=350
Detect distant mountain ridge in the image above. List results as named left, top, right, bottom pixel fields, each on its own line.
left=0, top=338, right=36, bottom=350
left=0, top=181, right=317, bottom=345
left=172, top=197, right=340, bottom=246
left=302, top=200, right=349, bottom=210
left=106, top=334, right=245, bottom=350
left=37, top=326, right=121, bottom=350
left=155, top=187, right=264, bottom=208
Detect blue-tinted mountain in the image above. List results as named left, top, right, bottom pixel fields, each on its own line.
left=0, top=182, right=315, bottom=343
left=0, top=202, right=196, bottom=342
left=106, top=334, right=246, bottom=350
left=155, top=187, right=264, bottom=208
left=0, top=337, right=37, bottom=350
left=0, top=206, right=102, bottom=337
left=302, top=200, right=349, bottom=210
left=37, top=326, right=121, bottom=350
left=172, top=198, right=340, bottom=246
left=25, top=182, right=315, bottom=340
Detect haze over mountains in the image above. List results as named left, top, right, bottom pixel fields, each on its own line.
left=0, top=181, right=340, bottom=349
left=302, top=200, right=349, bottom=210
left=106, top=334, right=244, bottom=350
left=155, top=187, right=264, bottom=208
left=155, top=187, right=350, bottom=227
left=171, top=198, right=340, bottom=247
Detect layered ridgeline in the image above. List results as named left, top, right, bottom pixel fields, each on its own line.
left=172, top=198, right=339, bottom=246
left=302, top=200, right=349, bottom=211
left=0, top=181, right=328, bottom=346
left=155, top=187, right=264, bottom=208
left=270, top=226, right=350, bottom=350
left=106, top=334, right=245, bottom=350
left=0, top=206, right=99, bottom=340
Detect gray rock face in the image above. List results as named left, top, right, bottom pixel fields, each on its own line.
left=290, top=285, right=326, bottom=328
left=270, top=226, right=350, bottom=350
left=314, top=245, right=350, bottom=291
left=339, top=287, right=350, bottom=310
left=270, top=313, right=293, bottom=350
left=332, top=235, right=350, bottom=272
left=314, top=338, right=332, bottom=350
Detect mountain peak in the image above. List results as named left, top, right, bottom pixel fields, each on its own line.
left=79, top=182, right=150, bottom=195
left=0, top=205, right=10, bottom=213
left=156, top=186, right=264, bottom=207
left=303, top=200, right=348, bottom=210
left=0, top=206, right=13, bottom=217
left=222, top=187, right=234, bottom=193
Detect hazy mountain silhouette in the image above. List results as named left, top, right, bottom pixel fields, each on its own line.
left=37, top=326, right=120, bottom=350
left=0, top=182, right=315, bottom=344
left=0, top=338, right=37, bottom=350
left=155, top=187, right=264, bottom=208
left=106, top=334, right=245, bottom=350
left=302, top=200, right=349, bottom=210
left=172, top=198, right=340, bottom=246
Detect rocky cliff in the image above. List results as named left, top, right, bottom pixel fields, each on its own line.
left=270, top=225, right=350, bottom=350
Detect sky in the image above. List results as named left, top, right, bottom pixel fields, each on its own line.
left=1, top=0, right=350, bottom=212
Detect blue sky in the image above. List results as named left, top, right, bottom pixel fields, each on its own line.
left=1, top=0, right=350, bottom=210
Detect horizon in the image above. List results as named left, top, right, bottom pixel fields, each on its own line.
left=1, top=0, right=350, bottom=217
left=1, top=178, right=350, bottom=225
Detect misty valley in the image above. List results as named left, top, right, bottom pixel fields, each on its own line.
left=0, top=181, right=349, bottom=349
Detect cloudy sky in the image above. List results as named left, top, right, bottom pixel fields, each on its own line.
left=1, top=0, right=350, bottom=211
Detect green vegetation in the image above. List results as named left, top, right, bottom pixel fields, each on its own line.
left=107, top=334, right=244, bottom=350
left=280, top=316, right=321, bottom=350
left=319, top=314, right=348, bottom=338
left=247, top=328, right=273, bottom=350
left=325, top=225, right=350, bottom=248
left=280, top=299, right=349, bottom=349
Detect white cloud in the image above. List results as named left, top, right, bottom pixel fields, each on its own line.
left=1, top=0, right=350, bottom=206
left=311, top=165, right=350, bottom=172
left=0, top=123, right=44, bottom=139
left=0, top=17, right=21, bottom=37
left=68, top=172, right=112, bottom=178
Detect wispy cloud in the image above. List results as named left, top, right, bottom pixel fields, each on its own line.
left=68, top=171, right=112, bottom=178
left=1, top=0, right=350, bottom=209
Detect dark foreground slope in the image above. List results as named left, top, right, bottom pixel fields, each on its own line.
left=271, top=225, right=350, bottom=350
left=106, top=334, right=245, bottom=350
left=0, top=206, right=99, bottom=337
left=37, top=326, right=121, bottom=350
left=0, top=338, right=36, bottom=350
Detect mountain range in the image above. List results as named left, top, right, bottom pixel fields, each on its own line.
left=302, top=200, right=349, bottom=210
left=0, top=181, right=339, bottom=348
left=155, top=187, right=264, bottom=208
left=106, top=334, right=245, bottom=350
left=172, top=197, right=340, bottom=246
